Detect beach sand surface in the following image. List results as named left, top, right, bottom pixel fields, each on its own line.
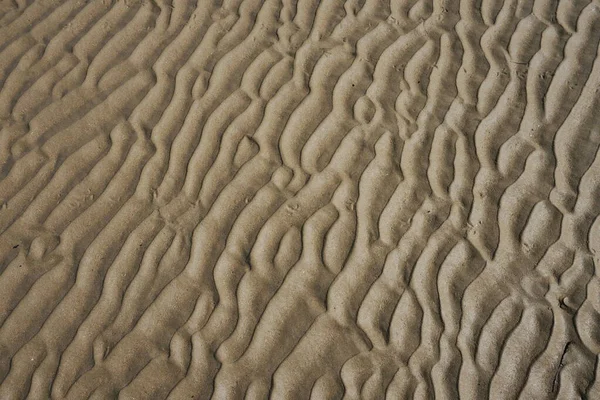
left=1, top=0, right=600, bottom=398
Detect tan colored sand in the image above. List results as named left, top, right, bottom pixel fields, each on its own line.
left=1, top=0, right=600, bottom=398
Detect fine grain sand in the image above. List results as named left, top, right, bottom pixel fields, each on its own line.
left=1, top=0, right=600, bottom=398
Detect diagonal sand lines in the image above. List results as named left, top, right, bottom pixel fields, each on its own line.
left=1, top=0, right=600, bottom=398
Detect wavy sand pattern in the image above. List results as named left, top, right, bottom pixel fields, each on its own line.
left=1, top=0, right=600, bottom=398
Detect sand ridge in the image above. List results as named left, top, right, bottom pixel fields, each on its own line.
left=1, top=0, right=600, bottom=398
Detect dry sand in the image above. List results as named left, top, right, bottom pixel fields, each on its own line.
left=1, top=0, right=600, bottom=398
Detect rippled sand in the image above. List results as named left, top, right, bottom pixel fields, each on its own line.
left=1, top=0, right=600, bottom=398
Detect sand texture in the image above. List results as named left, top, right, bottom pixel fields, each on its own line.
left=1, top=0, right=600, bottom=398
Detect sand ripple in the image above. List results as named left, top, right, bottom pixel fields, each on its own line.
left=1, top=0, right=600, bottom=398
